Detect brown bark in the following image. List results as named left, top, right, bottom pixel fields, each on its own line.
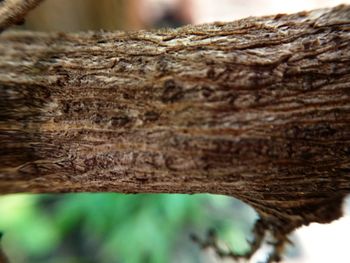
left=0, top=5, right=350, bottom=260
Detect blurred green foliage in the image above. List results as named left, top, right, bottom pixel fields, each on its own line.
left=0, top=194, right=256, bottom=263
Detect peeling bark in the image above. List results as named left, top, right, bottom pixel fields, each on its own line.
left=0, top=5, right=350, bottom=261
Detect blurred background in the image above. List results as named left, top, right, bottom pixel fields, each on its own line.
left=1, top=0, right=350, bottom=262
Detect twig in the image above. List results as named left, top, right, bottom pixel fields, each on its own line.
left=0, top=232, right=9, bottom=263
left=0, top=0, right=44, bottom=32
left=190, top=218, right=295, bottom=263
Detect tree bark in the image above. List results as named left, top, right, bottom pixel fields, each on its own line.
left=0, top=5, right=350, bottom=235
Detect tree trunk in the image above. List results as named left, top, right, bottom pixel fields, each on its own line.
left=1, top=5, right=350, bottom=234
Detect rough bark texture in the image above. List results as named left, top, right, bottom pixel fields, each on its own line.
left=0, top=5, right=350, bottom=259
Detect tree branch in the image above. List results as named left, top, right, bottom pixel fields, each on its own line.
left=0, top=5, right=350, bottom=262
left=0, top=0, right=44, bottom=31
